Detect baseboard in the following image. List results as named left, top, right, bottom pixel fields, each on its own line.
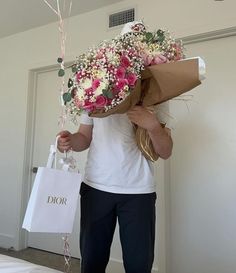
left=106, top=258, right=158, bottom=273
left=0, top=233, right=15, bottom=249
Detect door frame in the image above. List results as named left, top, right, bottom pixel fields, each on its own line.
left=19, top=63, right=64, bottom=250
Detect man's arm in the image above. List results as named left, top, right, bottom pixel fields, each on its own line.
left=57, top=124, right=93, bottom=153
left=127, top=106, right=173, bottom=159
left=147, top=124, right=173, bottom=160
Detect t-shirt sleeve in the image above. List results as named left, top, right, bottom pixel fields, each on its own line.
left=154, top=101, right=172, bottom=129
left=80, top=112, right=94, bottom=125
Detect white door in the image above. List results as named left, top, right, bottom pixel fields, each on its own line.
left=27, top=66, right=167, bottom=272
left=28, top=67, right=88, bottom=258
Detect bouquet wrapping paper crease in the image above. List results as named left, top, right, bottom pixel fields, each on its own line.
left=91, top=57, right=203, bottom=161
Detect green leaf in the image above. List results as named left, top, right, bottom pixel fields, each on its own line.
left=63, top=92, right=72, bottom=103
left=156, top=29, right=164, bottom=36
left=68, top=78, right=73, bottom=88
left=58, top=69, right=65, bottom=77
left=57, top=57, right=63, bottom=63
left=145, top=32, right=153, bottom=41
left=156, top=29, right=165, bottom=43
left=156, top=35, right=165, bottom=43
left=72, top=65, right=77, bottom=73
left=102, top=89, right=113, bottom=99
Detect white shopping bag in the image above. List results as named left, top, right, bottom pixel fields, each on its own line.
left=22, top=138, right=81, bottom=233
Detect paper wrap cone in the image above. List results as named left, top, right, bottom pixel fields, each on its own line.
left=91, top=58, right=205, bottom=161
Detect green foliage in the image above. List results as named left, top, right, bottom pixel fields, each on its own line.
left=63, top=92, right=72, bottom=103
left=155, top=29, right=165, bottom=43
left=68, top=78, right=73, bottom=88
left=58, top=69, right=65, bottom=77
left=102, top=89, right=113, bottom=99
left=145, top=32, right=153, bottom=42
left=57, top=57, right=63, bottom=63
left=72, top=65, right=77, bottom=73
left=145, top=29, right=165, bottom=44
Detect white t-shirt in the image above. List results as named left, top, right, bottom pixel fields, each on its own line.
left=80, top=102, right=170, bottom=194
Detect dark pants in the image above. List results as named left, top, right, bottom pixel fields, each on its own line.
left=80, top=182, right=156, bottom=273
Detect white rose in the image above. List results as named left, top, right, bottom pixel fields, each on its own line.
left=77, top=87, right=84, bottom=99
left=81, top=78, right=92, bottom=89
left=94, top=81, right=108, bottom=97
left=98, top=69, right=107, bottom=79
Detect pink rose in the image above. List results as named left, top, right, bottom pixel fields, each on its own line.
left=85, top=87, right=93, bottom=95
left=112, top=88, right=119, bottom=97
left=116, top=66, right=126, bottom=79
left=142, top=54, right=153, bottom=66
left=95, top=95, right=107, bottom=109
left=126, top=73, right=137, bottom=86
left=96, top=52, right=103, bottom=59
left=92, top=79, right=100, bottom=90
left=83, top=100, right=95, bottom=112
left=116, top=78, right=128, bottom=90
left=76, top=72, right=82, bottom=82
left=121, top=55, right=131, bottom=68
left=106, top=98, right=113, bottom=106
left=173, top=44, right=183, bottom=61
left=151, top=54, right=167, bottom=65
left=131, top=23, right=146, bottom=33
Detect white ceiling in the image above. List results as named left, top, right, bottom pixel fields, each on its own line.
left=0, top=0, right=124, bottom=39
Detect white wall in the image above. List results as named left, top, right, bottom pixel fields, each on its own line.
left=169, top=35, right=236, bottom=273
left=0, top=0, right=236, bottom=272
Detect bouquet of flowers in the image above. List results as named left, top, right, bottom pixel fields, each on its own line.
left=61, top=22, right=204, bottom=161
left=62, top=22, right=184, bottom=120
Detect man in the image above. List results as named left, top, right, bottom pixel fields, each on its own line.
left=57, top=103, right=172, bottom=273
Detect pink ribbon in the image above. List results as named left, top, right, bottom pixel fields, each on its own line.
left=43, top=2, right=75, bottom=273
left=62, top=235, right=72, bottom=273
left=43, top=0, right=73, bottom=129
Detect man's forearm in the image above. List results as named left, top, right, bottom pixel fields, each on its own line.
left=71, top=132, right=91, bottom=152
left=148, top=122, right=173, bottom=160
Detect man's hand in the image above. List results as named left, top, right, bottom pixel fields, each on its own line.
left=127, top=105, right=173, bottom=159
left=127, top=106, right=159, bottom=132
left=57, top=124, right=93, bottom=153
left=57, top=130, right=73, bottom=153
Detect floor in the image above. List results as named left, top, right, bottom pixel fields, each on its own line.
left=0, top=247, right=80, bottom=272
